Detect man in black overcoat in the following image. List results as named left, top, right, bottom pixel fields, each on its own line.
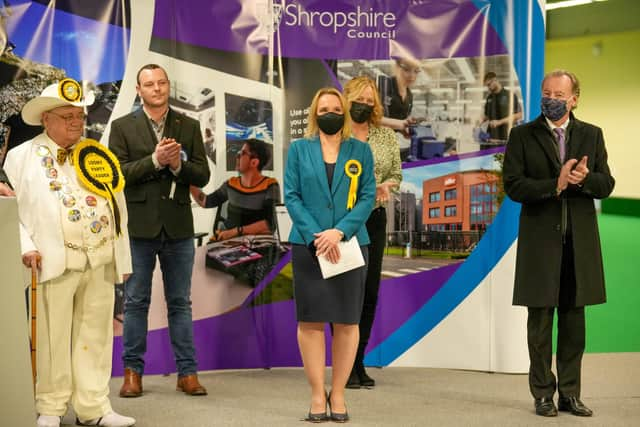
left=503, top=70, right=615, bottom=417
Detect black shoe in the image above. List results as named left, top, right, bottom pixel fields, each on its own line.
left=304, top=392, right=329, bottom=423
left=359, top=370, right=375, bottom=388
left=328, top=392, right=349, bottom=423
left=304, top=412, right=328, bottom=423
left=558, top=396, right=593, bottom=417
left=346, top=370, right=361, bottom=389
left=534, top=397, right=558, bottom=417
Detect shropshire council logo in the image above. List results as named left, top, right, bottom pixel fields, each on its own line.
left=281, top=1, right=397, bottom=40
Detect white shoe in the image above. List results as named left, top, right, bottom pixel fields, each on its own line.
left=77, top=411, right=136, bottom=427
left=37, top=415, right=61, bottom=427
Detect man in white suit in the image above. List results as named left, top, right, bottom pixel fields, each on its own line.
left=3, top=81, right=135, bottom=427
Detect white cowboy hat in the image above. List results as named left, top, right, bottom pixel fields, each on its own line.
left=21, top=79, right=95, bottom=126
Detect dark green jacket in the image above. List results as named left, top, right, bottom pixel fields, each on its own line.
left=503, top=114, right=615, bottom=307
left=109, top=108, right=210, bottom=239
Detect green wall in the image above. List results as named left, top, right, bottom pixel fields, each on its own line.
left=546, top=32, right=640, bottom=352
left=546, top=30, right=640, bottom=200
left=587, top=214, right=640, bottom=351
left=551, top=214, right=640, bottom=353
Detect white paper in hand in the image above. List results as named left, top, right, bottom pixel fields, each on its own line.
left=317, top=236, right=365, bottom=279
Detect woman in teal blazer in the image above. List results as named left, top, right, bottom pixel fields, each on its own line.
left=284, top=87, right=375, bottom=422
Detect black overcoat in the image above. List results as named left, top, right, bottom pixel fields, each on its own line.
left=503, top=114, right=615, bottom=307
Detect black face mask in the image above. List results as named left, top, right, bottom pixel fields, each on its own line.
left=317, top=112, right=344, bottom=135
left=541, top=97, right=568, bottom=122
left=349, top=101, right=373, bottom=124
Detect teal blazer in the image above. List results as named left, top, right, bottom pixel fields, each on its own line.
left=284, top=136, right=376, bottom=246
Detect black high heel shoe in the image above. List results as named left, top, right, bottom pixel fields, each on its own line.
left=304, top=391, right=329, bottom=423
left=328, top=391, right=349, bottom=423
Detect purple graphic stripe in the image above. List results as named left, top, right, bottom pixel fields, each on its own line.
left=152, top=0, right=507, bottom=60
left=111, top=262, right=460, bottom=374
left=112, top=299, right=300, bottom=375
left=367, top=263, right=461, bottom=350
left=402, top=146, right=505, bottom=170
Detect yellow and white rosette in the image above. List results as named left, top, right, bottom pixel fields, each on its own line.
left=58, top=78, right=83, bottom=102
left=73, top=138, right=125, bottom=235
left=344, top=159, right=362, bottom=210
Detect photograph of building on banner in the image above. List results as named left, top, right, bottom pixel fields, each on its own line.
left=336, top=55, right=523, bottom=163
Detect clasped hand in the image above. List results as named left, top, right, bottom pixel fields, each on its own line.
left=22, top=250, right=42, bottom=270
left=313, top=229, right=342, bottom=264
left=558, top=156, right=589, bottom=192
left=155, top=137, right=181, bottom=170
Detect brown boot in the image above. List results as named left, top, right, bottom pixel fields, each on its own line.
left=119, top=368, right=143, bottom=398
left=176, top=374, right=207, bottom=396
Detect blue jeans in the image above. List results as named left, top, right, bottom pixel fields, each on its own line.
left=122, top=235, right=197, bottom=376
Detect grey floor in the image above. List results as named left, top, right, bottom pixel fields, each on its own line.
left=60, top=353, right=639, bottom=426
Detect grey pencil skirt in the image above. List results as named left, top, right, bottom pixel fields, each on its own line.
left=291, top=243, right=369, bottom=324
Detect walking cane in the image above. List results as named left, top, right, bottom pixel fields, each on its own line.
left=30, top=266, right=37, bottom=394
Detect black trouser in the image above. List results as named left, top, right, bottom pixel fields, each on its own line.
left=527, top=235, right=585, bottom=399
left=353, top=207, right=387, bottom=373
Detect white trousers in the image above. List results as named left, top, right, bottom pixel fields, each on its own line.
left=35, top=263, right=115, bottom=420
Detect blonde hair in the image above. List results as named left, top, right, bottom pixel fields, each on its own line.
left=342, top=76, right=383, bottom=127
left=305, top=87, right=351, bottom=140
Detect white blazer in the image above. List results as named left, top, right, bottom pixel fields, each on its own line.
left=4, top=133, right=132, bottom=283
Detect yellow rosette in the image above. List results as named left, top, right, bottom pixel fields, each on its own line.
left=58, top=78, right=82, bottom=102
left=344, top=159, right=362, bottom=210
left=73, top=139, right=125, bottom=235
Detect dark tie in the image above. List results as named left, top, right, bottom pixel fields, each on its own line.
left=554, top=127, right=566, bottom=163
left=56, top=148, right=73, bottom=165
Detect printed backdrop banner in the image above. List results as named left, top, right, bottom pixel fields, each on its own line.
left=1, top=0, right=545, bottom=375
left=151, top=0, right=508, bottom=60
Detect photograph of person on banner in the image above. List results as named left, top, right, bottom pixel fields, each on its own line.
left=191, top=138, right=279, bottom=241
left=284, top=87, right=375, bottom=422
left=380, top=58, right=419, bottom=134
left=191, top=138, right=282, bottom=286
left=339, top=55, right=522, bottom=162
left=225, top=94, right=274, bottom=171
left=380, top=57, right=420, bottom=161
left=480, top=70, right=523, bottom=149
